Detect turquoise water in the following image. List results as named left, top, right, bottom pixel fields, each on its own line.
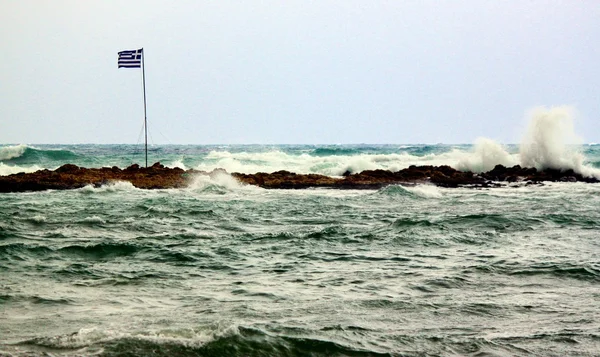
left=1, top=144, right=600, bottom=356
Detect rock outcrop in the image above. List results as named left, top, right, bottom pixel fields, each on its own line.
left=0, top=163, right=193, bottom=192
left=0, top=163, right=597, bottom=193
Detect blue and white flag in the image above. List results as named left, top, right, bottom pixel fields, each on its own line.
left=118, top=49, right=142, bottom=68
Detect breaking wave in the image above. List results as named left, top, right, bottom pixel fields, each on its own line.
left=0, top=144, right=28, bottom=161
left=1, top=107, right=599, bottom=180
left=0, top=144, right=80, bottom=176
left=455, top=138, right=518, bottom=173
left=14, top=325, right=391, bottom=357
left=0, top=162, right=42, bottom=176
left=0, top=144, right=78, bottom=164
left=457, top=106, right=600, bottom=178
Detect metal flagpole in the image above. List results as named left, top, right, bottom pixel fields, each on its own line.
left=141, top=48, right=148, bottom=168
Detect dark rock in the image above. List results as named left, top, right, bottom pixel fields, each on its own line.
left=55, top=164, right=80, bottom=173
left=1, top=163, right=598, bottom=193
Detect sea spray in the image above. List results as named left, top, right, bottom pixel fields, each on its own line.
left=519, top=106, right=600, bottom=178
left=455, top=138, right=518, bottom=173
left=452, top=107, right=600, bottom=178
left=520, top=106, right=582, bottom=170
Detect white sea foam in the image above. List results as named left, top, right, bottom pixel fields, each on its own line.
left=34, top=324, right=241, bottom=349
left=519, top=106, right=600, bottom=178
left=0, top=162, right=42, bottom=176
left=103, top=181, right=137, bottom=192
left=30, top=215, right=47, bottom=224
left=194, top=150, right=473, bottom=176
left=77, top=181, right=138, bottom=194
left=452, top=106, right=600, bottom=178
left=0, top=144, right=28, bottom=160
left=166, top=158, right=187, bottom=170
left=187, top=170, right=255, bottom=193
left=405, top=185, right=443, bottom=198
left=81, top=216, right=106, bottom=224
left=455, top=138, right=518, bottom=173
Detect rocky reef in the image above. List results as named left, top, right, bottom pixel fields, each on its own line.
left=0, top=163, right=597, bottom=193
left=0, top=163, right=191, bottom=192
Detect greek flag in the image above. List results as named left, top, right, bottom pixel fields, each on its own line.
left=118, top=49, right=142, bottom=68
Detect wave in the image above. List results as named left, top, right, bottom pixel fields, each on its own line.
left=0, top=144, right=80, bottom=176
left=57, top=242, right=141, bottom=260
left=0, top=144, right=79, bottom=164
left=0, top=242, right=144, bottom=262
left=0, top=144, right=28, bottom=160
left=1, top=107, right=598, bottom=181
left=458, top=107, right=600, bottom=178
left=187, top=171, right=260, bottom=194
left=455, top=138, right=519, bottom=173
left=195, top=149, right=468, bottom=176
left=312, top=147, right=362, bottom=156
left=0, top=162, right=43, bottom=176
left=15, top=323, right=577, bottom=357
left=77, top=181, right=139, bottom=194
left=507, top=262, right=600, bottom=282
left=17, top=325, right=391, bottom=357
left=190, top=108, right=599, bottom=178
left=0, top=294, right=74, bottom=306
left=377, top=184, right=442, bottom=198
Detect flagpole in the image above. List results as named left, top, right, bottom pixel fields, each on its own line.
left=141, top=48, right=148, bottom=168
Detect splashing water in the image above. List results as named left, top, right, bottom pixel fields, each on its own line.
left=520, top=106, right=582, bottom=170
left=456, top=138, right=518, bottom=173
left=455, top=107, right=600, bottom=178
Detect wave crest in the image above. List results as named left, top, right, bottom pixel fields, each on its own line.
left=0, top=144, right=28, bottom=160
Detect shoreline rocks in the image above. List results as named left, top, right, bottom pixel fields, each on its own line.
left=0, top=163, right=598, bottom=193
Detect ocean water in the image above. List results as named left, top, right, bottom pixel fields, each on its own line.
left=1, top=141, right=600, bottom=357
left=1, top=111, right=600, bottom=356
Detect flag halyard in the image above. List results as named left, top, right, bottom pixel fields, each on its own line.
left=118, top=49, right=143, bottom=68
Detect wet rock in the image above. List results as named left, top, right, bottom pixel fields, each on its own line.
left=0, top=163, right=598, bottom=193
left=55, top=164, right=80, bottom=173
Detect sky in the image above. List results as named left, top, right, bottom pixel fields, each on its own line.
left=1, top=1, right=599, bottom=145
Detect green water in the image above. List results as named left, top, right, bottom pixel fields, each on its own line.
left=1, top=144, right=599, bottom=356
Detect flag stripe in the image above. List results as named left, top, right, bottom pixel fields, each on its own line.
left=118, top=48, right=142, bottom=68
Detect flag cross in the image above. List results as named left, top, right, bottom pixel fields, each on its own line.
left=118, top=49, right=142, bottom=68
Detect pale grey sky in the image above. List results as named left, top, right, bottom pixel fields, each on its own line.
left=1, top=1, right=599, bottom=144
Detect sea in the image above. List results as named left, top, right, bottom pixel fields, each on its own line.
left=1, top=114, right=600, bottom=356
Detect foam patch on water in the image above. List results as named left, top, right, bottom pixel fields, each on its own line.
left=378, top=184, right=442, bottom=199
left=81, top=216, right=106, bottom=224
left=78, top=181, right=138, bottom=194
left=25, top=323, right=242, bottom=350
left=29, top=215, right=47, bottom=224
left=405, top=185, right=443, bottom=198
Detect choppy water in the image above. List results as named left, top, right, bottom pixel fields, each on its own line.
left=1, top=143, right=600, bottom=356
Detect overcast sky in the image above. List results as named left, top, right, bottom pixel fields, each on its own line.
left=1, top=1, right=599, bottom=144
